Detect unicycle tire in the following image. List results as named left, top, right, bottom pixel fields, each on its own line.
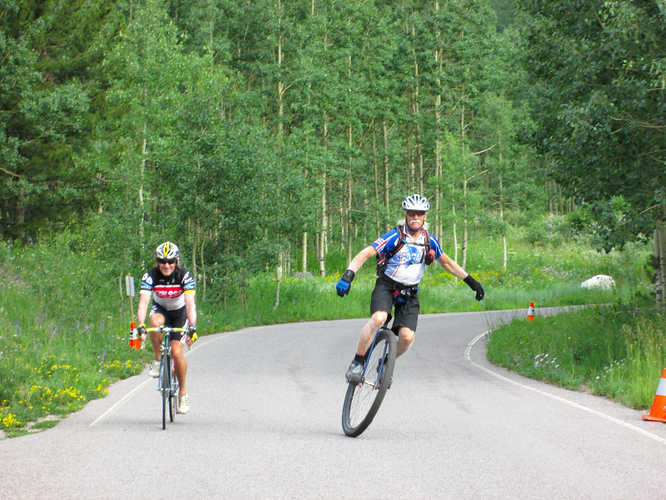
left=342, top=328, right=396, bottom=437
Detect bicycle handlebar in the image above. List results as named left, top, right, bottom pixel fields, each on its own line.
left=144, top=325, right=197, bottom=344
left=145, top=326, right=188, bottom=334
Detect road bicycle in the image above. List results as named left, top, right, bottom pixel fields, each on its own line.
left=146, top=326, right=187, bottom=429
left=341, top=318, right=397, bottom=437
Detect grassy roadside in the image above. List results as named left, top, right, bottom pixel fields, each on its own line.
left=0, top=235, right=655, bottom=438
left=487, top=303, right=665, bottom=409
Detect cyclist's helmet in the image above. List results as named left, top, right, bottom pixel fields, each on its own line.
left=402, top=194, right=430, bottom=212
left=155, top=241, right=180, bottom=262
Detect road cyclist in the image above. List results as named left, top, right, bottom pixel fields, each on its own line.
left=136, top=241, right=198, bottom=414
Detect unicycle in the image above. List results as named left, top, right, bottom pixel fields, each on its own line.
left=341, top=320, right=397, bottom=437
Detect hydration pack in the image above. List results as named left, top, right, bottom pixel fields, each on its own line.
left=376, top=225, right=435, bottom=276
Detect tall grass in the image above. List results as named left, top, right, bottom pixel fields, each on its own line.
left=0, top=240, right=150, bottom=436
left=0, top=231, right=655, bottom=437
left=487, top=304, right=664, bottom=409
left=204, top=236, right=648, bottom=327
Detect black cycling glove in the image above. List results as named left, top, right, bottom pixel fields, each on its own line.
left=464, top=275, right=485, bottom=301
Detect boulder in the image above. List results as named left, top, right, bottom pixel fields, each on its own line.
left=581, top=275, right=616, bottom=289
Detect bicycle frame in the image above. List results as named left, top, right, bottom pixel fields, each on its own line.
left=158, top=329, right=179, bottom=394
left=146, top=325, right=187, bottom=429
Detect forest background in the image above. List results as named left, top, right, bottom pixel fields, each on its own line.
left=1, top=0, right=665, bottom=435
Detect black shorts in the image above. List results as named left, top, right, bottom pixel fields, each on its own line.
left=150, top=304, right=189, bottom=341
left=370, top=277, right=420, bottom=332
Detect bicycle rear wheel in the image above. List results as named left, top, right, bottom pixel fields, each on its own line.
left=342, top=328, right=396, bottom=437
left=160, top=356, right=169, bottom=430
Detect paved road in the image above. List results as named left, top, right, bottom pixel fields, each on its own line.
left=2, top=309, right=666, bottom=499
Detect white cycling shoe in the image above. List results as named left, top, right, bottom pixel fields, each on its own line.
left=178, top=395, right=190, bottom=414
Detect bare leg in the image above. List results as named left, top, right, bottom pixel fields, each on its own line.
left=149, top=313, right=165, bottom=361
left=355, top=310, right=389, bottom=356
left=171, top=340, right=187, bottom=396
left=396, top=326, right=415, bottom=357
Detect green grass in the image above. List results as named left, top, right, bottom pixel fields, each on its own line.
left=0, top=240, right=152, bottom=436
left=0, top=231, right=657, bottom=437
left=487, top=304, right=664, bottom=409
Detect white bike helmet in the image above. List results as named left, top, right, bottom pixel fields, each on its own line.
left=155, top=241, right=180, bottom=261
left=402, top=194, right=430, bottom=212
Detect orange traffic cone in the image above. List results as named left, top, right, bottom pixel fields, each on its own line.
left=643, top=369, right=666, bottom=422
left=527, top=302, right=535, bottom=321
left=129, top=321, right=141, bottom=350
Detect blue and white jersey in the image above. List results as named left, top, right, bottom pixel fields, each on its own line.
left=372, top=228, right=443, bottom=286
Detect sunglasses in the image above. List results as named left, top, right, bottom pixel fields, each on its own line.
left=157, top=259, right=176, bottom=265
left=406, top=210, right=426, bottom=217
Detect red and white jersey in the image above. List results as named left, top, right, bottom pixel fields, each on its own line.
left=140, top=267, right=195, bottom=311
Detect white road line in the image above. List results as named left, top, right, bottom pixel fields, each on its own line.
left=89, top=329, right=252, bottom=427
left=465, top=331, right=666, bottom=446
left=89, top=378, right=153, bottom=427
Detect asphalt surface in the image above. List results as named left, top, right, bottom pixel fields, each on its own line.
left=2, top=308, right=666, bottom=499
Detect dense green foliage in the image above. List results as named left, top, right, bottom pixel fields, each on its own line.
left=1, top=0, right=543, bottom=282
left=518, top=0, right=666, bottom=249
left=4, top=0, right=663, bottom=279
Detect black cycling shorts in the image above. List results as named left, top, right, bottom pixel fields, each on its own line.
left=370, top=277, right=420, bottom=333
left=149, top=304, right=189, bottom=342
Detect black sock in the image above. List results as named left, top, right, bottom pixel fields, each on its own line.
left=353, top=354, right=364, bottom=364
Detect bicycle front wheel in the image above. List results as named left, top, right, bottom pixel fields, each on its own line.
left=160, top=356, right=169, bottom=430
left=169, top=358, right=178, bottom=422
left=342, top=328, right=396, bottom=437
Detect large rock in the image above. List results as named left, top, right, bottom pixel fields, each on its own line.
left=581, top=275, right=616, bottom=289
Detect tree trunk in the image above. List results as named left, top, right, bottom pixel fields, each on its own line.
left=139, top=123, right=147, bottom=247
left=656, top=220, right=666, bottom=309
left=461, top=97, right=468, bottom=270
left=434, top=93, right=442, bottom=242
left=499, top=143, right=507, bottom=269
left=382, top=119, right=390, bottom=230
left=434, top=0, right=442, bottom=242
left=200, top=236, right=206, bottom=301
left=346, top=122, right=353, bottom=264
left=319, top=117, right=328, bottom=276
left=412, top=28, right=424, bottom=197
left=273, top=252, right=282, bottom=311
left=191, top=220, right=198, bottom=279
left=301, top=232, right=307, bottom=273
left=275, top=2, right=285, bottom=303
left=16, top=188, right=25, bottom=241
left=372, top=119, right=381, bottom=233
